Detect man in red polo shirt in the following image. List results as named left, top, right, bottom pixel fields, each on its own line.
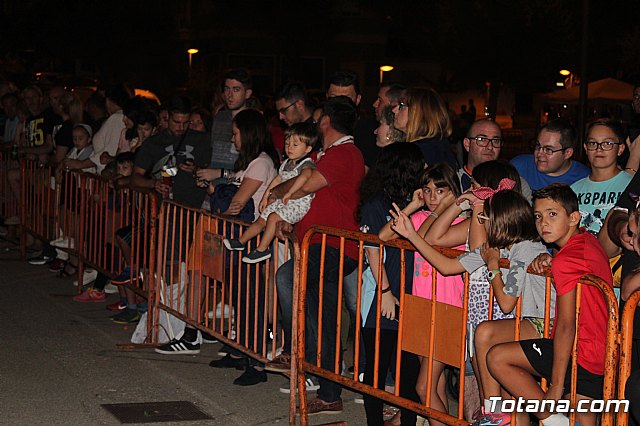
left=266, top=96, right=365, bottom=415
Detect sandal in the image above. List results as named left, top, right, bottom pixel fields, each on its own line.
left=58, top=263, right=77, bottom=278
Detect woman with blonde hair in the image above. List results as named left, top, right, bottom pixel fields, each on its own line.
left=393, top=87, right=457, bottom=167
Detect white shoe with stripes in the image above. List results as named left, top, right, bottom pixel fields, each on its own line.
left=154, top=338, right=201, bottom=355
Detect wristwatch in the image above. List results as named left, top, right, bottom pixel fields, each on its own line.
left=488, top=269, right=502, bottom=281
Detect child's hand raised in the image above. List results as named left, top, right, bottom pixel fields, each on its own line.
left=389, top=202, right=416, bottom=239
left=530, top=253, right=552, bottom=274
left=438, top=192, right=457, bottom=211
left=407, top=188, right=425, bottom=211
left=456, top=191, right=481, bottom=211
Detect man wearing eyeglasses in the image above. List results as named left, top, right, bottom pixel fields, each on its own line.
left=511, top=118, right=590, bottom=191
left=458, top=119, right=532, bottom=200
left=275, top=81, right=313, bottom=127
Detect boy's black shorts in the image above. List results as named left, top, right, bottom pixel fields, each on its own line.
left=520, top=338, right=604, bottom=400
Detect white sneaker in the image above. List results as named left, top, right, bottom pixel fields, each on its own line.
left=73, top=269, right=98, bottom=286
left=104, top=282, right=118, bottom=294
left=279, top=377, right=320, bottom=394
left=51, top=237, right=74, bottom=249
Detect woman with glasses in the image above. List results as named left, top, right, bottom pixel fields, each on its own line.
left=570, top=119, right=631, bottom=236
left=392, top=87, right=457, bottom=168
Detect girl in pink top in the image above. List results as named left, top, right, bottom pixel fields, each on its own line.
left=379, top=162, right=463, bottom=422
left=411, top=164, right=465, bottom=305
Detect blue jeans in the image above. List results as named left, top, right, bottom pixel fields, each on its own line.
left=304, top=244, right=357, bottom=402
left=276, top=254, right=358, bottom=355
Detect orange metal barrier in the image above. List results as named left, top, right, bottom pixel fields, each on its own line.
left=0, top=149, right=20, bottom=221
left=152, top=200, right=297, bottom=379
left=294, top=225, right=620, bottom=426
left=18, top=160, right=159, bottom=341
left=618, top=288, right=640, bottom=426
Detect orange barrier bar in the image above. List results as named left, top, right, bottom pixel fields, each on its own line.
left=617, top=287, right=640, bottom=426
left=295, top=225, right=621, bottom=426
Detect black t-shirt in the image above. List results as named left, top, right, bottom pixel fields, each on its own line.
left=615, top=173, right=640, bottom=348
left=43, top=107, right=62, bottom=137
left=135, top=128, right=212, bottom=208
left=360, top=194, right=414, bottom=330
left=353, top=116, right=379, bottom=168
left=54, top=120, right=74, bottom=150
left=25, top=111, right=45, bottom=147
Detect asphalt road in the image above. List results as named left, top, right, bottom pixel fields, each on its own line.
left=0, top=247, right=367, bottom=425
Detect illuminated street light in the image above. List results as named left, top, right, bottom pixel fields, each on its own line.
left=187, top=48, right=199, bottom=68
left=559, top=69, right=571, bottom=76
left=379, top=65, right=394, bottom=83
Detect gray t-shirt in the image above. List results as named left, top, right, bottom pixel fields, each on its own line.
left=209, top=109, right=237, bottom=169
left=457, top=240, right=555, bottom=319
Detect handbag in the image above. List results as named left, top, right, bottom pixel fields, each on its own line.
left=209, top=183, right=255, bottom=222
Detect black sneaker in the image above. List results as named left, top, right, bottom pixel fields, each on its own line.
left=201, top=330, right=218, bottom=344
left=111, top=309, right=141, bottom=324
left=242, top=248, right=272, bottom=264
left=155, top=338, right=201, bottom=355
left=223, top=238, right=245, bottom=251
left=209, top=354, right=246, bottom=370
left=233, top=366, right=268, bottom=386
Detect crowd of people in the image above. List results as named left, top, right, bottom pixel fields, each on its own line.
left=1, top=71, right=639, bottom=426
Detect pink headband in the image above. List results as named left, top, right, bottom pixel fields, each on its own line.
left=471, top=177, right=517, bottom=201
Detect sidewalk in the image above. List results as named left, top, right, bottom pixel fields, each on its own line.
left=0, top=245, right=366, bottom=425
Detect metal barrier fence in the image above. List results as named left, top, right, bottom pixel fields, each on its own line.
left=294, top=225, right=620, bottom=426
left=17, top=159, right=159, bottom=340
left=618, top=288, right=640, bottom=426
left=7, top=155, right=632, bottom=425
left=152, top=199, right=299, bottom=421
left=0, top=149, right=19, bottom=220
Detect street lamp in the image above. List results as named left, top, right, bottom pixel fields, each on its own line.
left=379, top=65, right=394, bottom=83
left=559, top=69, right=575, bottom=88
left=187, top=48, right=199, bottom=68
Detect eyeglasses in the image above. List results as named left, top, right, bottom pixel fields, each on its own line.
left=532, top=142, right=568, bottom=155
left=468, top=136, right=504, bottom=148
left=477, top=212, right=491, bottom=224
left=397, top=101, right=408, bottom=111
left=277, top=101, right=296, bottom=114
left=584, top=141, right=622, bottom=151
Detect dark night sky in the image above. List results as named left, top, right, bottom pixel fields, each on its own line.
left=1, top=0, right=639, bottom=98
